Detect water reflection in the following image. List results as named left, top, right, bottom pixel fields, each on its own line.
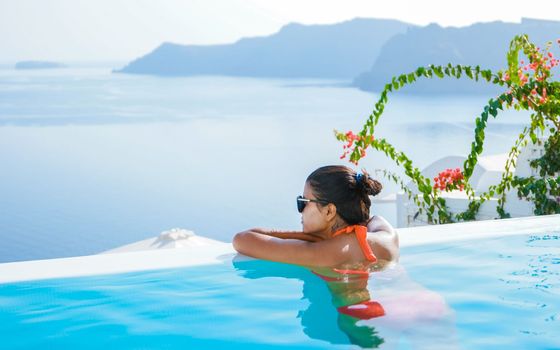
left=233, top=257, right=459, bottom=349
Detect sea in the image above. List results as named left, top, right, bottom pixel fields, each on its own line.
left=0, top=66, right=531, bottom=263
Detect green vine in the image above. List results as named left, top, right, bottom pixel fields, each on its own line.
left=336, top=34, right=560, bottom=224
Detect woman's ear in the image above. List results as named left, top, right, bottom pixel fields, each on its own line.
left=324, top=203, right=338, bottom=221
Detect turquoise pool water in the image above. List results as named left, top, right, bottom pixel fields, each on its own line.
left=0, top=232, right=558, bottom=349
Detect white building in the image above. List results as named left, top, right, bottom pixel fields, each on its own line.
left=374, top=142, right=554, bottom=228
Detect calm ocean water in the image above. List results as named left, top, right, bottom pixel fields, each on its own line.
left=0, top=67, right=531, bottom=263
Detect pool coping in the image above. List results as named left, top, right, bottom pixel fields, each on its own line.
left=396, top=213, right=560, bottom=246
left=1, top=214, right=558, bottom=284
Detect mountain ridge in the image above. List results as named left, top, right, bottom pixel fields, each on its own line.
left=115, top=17, right=560, bottom=94
left=115, top=18, right=414, bottom=79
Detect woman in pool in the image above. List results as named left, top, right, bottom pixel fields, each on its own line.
left=233, top=165, right=399, bottom=270
left=233, top=166, right=457, bottom=348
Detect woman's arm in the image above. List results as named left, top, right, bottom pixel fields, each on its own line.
left=232, top=229, right=354, bottom=267
left=247, top=228, right=324, bottom=242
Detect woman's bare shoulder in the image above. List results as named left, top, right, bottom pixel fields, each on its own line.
left=366, top=216, right=399, bottom=262
left=367, top=215, right=397, bottom=234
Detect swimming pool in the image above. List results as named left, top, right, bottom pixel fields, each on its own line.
left=401, top=232, right=560, bottom=349
left=1, top=229, right=558, bottom=349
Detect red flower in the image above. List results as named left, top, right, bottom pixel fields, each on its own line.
left=433, top=168, right=465, bottom=191
left=339, top=130, right=374, bottom=164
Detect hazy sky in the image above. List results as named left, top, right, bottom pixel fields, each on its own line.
left=1, top=0, right=558, bottom=63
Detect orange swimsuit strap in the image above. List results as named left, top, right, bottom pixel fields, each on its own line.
left=332, top=225, right=377, bottom=263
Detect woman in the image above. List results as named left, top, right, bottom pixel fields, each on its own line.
left=233, top=166, right=456, bottom=348
left=232, top=165, right=399, bottom=270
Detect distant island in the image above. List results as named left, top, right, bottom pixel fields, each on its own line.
left=115, top=17, right=560, bottom=94
left=15, top=61, right=67, bottom=70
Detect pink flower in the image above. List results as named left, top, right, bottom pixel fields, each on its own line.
left=340, top=130, right=374, bottom=163
left=433, top=168, right=465, bottom=191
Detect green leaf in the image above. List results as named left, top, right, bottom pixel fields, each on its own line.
left=481, top=70, right=492, bottom=81
left=407, top=73, right=416, bottom=83
left=433, top=67, right=444, bottom=78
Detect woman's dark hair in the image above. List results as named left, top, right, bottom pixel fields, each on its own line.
left=306, top=165, right=382, bottom=224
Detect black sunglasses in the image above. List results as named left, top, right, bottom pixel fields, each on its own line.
left=296, top=195, right=329, bottom=213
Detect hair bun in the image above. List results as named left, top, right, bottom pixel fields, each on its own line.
left=367, top=178, right=383, bottom=196
left=356, top=170, right=382, bottom=197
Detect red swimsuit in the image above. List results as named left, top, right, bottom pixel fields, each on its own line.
left=312, top=224, right=385, bottom=320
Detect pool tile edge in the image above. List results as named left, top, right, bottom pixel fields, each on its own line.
left=0, top=243, right=236, bottom=284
